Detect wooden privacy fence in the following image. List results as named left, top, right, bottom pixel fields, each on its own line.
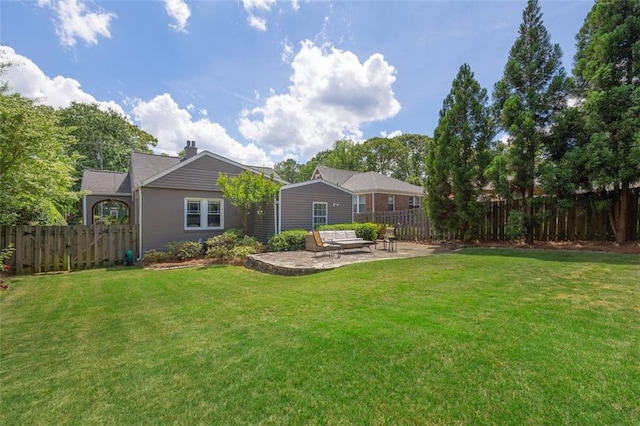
left=355, top=188, right=640, bottom=242
left=0, top=224, right=139, bottom=275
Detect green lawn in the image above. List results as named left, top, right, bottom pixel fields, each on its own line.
left=1, top=249, right=639, bottom=425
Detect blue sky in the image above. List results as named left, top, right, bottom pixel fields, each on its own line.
left=1, top=0, right=593, bottom=166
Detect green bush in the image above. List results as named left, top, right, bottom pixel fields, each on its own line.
left=206, top=231, right=262, bottom=259
left=317, top=222, right=379, bottom=242
left=141, top=249, right=170, bottom=265
left=267, top=229, right=308, bottom=252
left=506, top=211, right=525, bottom=241
left=230, top=245, right=260, bottom=258
left=165, top=241, right=203, bottom=260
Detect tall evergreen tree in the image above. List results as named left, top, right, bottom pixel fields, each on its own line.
left=426, top=64, right=494, bottom=240
left=493, top=0, right=568, bottom=243
left=573, top=0, right=640, bottom=244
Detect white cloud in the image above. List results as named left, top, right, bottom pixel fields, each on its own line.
left=242, top=0, right=276, bottom=31
left=38, top=0, right=116, bottom=47
left=291, top=0, right=300, bottom=12
left=1, top=46, right=124, bottom=114
left=381, top=130, right=403, bottom=138
left=248, top=15, right=268, bottom=32
left=164, top=0, right=190, bottom=33
left=239, top=40, right=401, bottom=161
left=131, top=94, right=272, bottom=166
left=281, top=37, right=294, bottom=63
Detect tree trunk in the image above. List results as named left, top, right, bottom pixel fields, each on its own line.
left=609, top=183, right=629, bottom=244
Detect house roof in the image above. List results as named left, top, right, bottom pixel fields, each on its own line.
left=312, top=166, right=424, bottom=196
left=130, top=152, right=181, bottom=189
left=248, top=166, right=282, bottom=181
left=81, top=170, right=131, bottom=194
left=313, top=165, right=358, bottom=185
left=343, top=172, right=423, bottom=196
left=280, top=179, right=354, bottom=195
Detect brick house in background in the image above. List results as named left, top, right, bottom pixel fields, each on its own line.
left=311, top=165, right=424, bottom=213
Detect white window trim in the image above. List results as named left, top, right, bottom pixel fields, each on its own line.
left=410, top=196, right=421, bottom=209
left=312, top=201, right=328, bottom=229
left=184, top=198, right=224, bottom=230
left=388, top=195, right=395, bottom=211
left=353, top=195, right=366, bottom=213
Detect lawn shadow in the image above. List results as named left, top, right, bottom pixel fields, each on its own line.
left=454, top=247, right=640, bottom=266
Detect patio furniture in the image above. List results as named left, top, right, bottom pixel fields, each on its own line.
left=382, top=227, right=397, bottom=252
left=312, top=231, right=341, bottom=257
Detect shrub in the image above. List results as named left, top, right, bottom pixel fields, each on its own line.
left=165, top=241, right=203, bottom=260
left=231, top=245, right=259, bottom=258
left=206, top=231, right=262, bottom=259
left=141, top=249, right=171, bottom=265
left=267, top=229, right=307, bottom=252
left=506, top=210, right=525, bottom=241
left=317, top=223, right=379, bottom=242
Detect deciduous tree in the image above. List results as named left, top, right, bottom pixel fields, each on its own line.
left=58, top=102, right=157, bottom=179
left=217, top=171, right=281, bottom=235
left=0, top=93, right=78, bottom=225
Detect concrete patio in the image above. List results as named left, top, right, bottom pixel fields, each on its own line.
left=245, top=241, right=458, bottom=275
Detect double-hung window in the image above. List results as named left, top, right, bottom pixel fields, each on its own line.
left=185, top=198, right=223, bottom=230
left=409, top=196, right=421, bottom=209
left=353, top=195, right=366, bottom=213
left=387, top=195, right=395, bottom=211
left=312, top=202, right=327, bottom=229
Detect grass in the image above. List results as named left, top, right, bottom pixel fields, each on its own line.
left=1, top=248, right=639, bottom=425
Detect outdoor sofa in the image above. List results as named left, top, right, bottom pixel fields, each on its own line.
left=305, top=230, right=375, bottom=253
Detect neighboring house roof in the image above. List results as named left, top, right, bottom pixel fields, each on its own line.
left=312, top=165, right=358, bottom=185
left=343, top=172, right=423, bottom=196
left=312, top=165, right=424, bottom=197
left=81, top=170, right=131, bottom=195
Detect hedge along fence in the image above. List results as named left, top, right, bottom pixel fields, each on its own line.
left=355, top=188, right=640, bottom=242
left=0, top=224, right=139, bottom=275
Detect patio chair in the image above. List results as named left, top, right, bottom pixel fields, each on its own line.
left=312, top=230, right=340, bottom=258
left=383, top=227, right=397, bottom=252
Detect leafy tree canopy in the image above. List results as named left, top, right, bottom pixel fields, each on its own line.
left=0, top=93, right=79, bottom=225
left=58, top=102, right=157, bottom=179
left=217, top=170, right=282, bottom=234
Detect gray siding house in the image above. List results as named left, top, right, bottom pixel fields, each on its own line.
left=82, top=142, right=359, bottom=255
left=279, top=180, right=354, bottom=232
left=81, top=142, right=281, bottom=254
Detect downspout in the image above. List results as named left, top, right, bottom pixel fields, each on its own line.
left=277, top=187, right=282, bottom=234
left=82, top=195, right=87, bottom=225
left=138, top=186, right=143, bottom=259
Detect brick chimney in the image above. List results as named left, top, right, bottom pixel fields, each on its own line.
left=184, top=140, right=198, bottom=159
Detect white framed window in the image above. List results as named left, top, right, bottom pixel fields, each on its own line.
left=353, top=195, right=366, bottom=213
left=387, top=195, right=395, bottom=211
left=312, top=202, right=328, bottom=229
left=409, top=196, right=421, bottom=209
left=184, top=198, right=224, bottom=230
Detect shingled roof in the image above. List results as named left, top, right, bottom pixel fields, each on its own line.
left=81, top=170, right=131, bottom=194
left=129, top=152, right=181, bottom=188
left=312, top=166, right=423, bottom=196
left=313, top=165, right=358, bottom=185
left=343, top=172, right=423, bottom=196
